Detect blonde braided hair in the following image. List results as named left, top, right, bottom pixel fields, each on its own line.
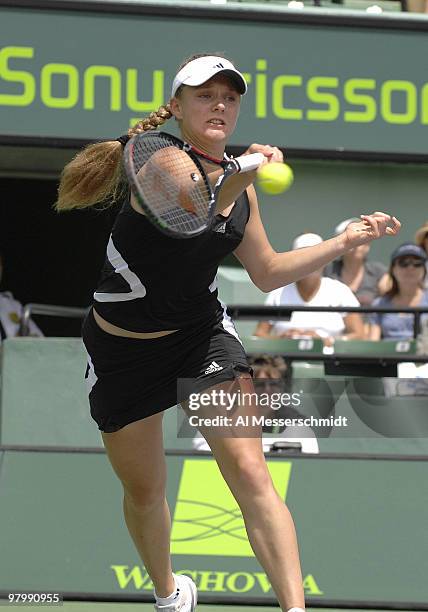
left=129, top=104, right=172, bottom=134
left=55, top=104, right=173, bottom=212
left=55, top=53, right=229, bottom=211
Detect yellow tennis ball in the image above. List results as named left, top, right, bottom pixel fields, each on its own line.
left=257, top=163, right=294, bottom=195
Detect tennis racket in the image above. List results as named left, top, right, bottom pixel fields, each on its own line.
left=123, top=131, right=264, bottom=238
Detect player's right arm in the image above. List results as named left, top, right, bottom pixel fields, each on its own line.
left=212, top=144, right=282, bottom=215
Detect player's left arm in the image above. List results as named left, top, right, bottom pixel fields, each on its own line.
left=233, top=185, right=278, bottom=292
left=234, top=192, right=401, bottom=293
left=234, top=186, right=346, bottom=292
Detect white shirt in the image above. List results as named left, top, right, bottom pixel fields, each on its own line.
left=266, top=277, right=359, bottom=338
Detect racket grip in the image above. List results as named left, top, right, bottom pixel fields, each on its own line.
left=235, top=153, right=265, bottom=173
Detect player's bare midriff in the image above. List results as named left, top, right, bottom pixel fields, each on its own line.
left=93, top=309, right=178, bottom=339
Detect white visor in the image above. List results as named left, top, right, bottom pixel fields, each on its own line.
left=171, top=56, right=247, bottom=98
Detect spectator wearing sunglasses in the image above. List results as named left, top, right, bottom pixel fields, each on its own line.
left=368, top=243, right=428, bottom=340
left=414, top=220, right=428, bottom=289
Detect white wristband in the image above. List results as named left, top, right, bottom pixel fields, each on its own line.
left=235, top=152, right=265, bottom=173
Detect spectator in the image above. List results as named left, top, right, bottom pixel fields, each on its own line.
left=193, top=354, right=319, bottom=454
left=414, top=220, right=428, bottom=289
left=254, top=233, right=364, bottom=350
left=324, top=217, right=389, bottom=305
left=249, top=353, right=289, bottom=379
left=369, top=243, right=428, bottom=340
left=0, top=253, right=43, bottom=339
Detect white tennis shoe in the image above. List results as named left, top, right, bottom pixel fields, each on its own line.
left=154, top=574, right=197, bottom=612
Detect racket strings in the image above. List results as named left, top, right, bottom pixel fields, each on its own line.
left=132, top=134, right=212, bottom=233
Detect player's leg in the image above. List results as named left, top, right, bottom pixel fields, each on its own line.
left=180, top=310, right=304, bottom=609
left=102, top=413, right=174, bottom=597
left=83, top=311, right=174, bottom=596
left=83, top=310, right=201, bottom=609
left=199, top=378, right=305, bottom=612
left=102, top=414, right=197, bottom=611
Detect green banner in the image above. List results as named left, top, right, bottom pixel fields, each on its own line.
left=0, top=451, right=427, bottom=605
left=1, top=6, right=428, bottom=154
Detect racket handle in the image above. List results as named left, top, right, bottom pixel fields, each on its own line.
left=234, top=153, right=265, bottom=173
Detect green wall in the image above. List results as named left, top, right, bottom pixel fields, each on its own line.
left=1, top=4, right=428, bottom=154
left=1, top=338, right=428, bottom=456
left=0, top=451, right=427, bottom=604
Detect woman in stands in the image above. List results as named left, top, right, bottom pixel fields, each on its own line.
left=55, top=53, right=400, bottom=612
left=414, top=220, right=428, bottom=289
left=369, top=243, right=427, bottom=340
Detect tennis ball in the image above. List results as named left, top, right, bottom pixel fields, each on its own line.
left=257, top=163, right=294, bottom=195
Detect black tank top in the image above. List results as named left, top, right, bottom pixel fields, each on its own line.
left=93, top=191, right=250, bottom=332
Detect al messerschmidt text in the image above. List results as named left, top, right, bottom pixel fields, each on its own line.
left=188, top=415, right=348, bottom=428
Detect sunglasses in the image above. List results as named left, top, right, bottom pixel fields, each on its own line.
left=395, top=259, right=425, bottom=268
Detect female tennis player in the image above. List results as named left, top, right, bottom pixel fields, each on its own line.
left=56, top=54, right=400, bottom=612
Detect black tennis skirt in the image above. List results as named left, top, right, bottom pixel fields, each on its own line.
left=82, top=306, right=251, bottom=432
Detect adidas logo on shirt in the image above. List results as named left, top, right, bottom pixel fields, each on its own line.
left=204, top=361, right=223, bottom=375
left=214, top=222, right=226, bottom=233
